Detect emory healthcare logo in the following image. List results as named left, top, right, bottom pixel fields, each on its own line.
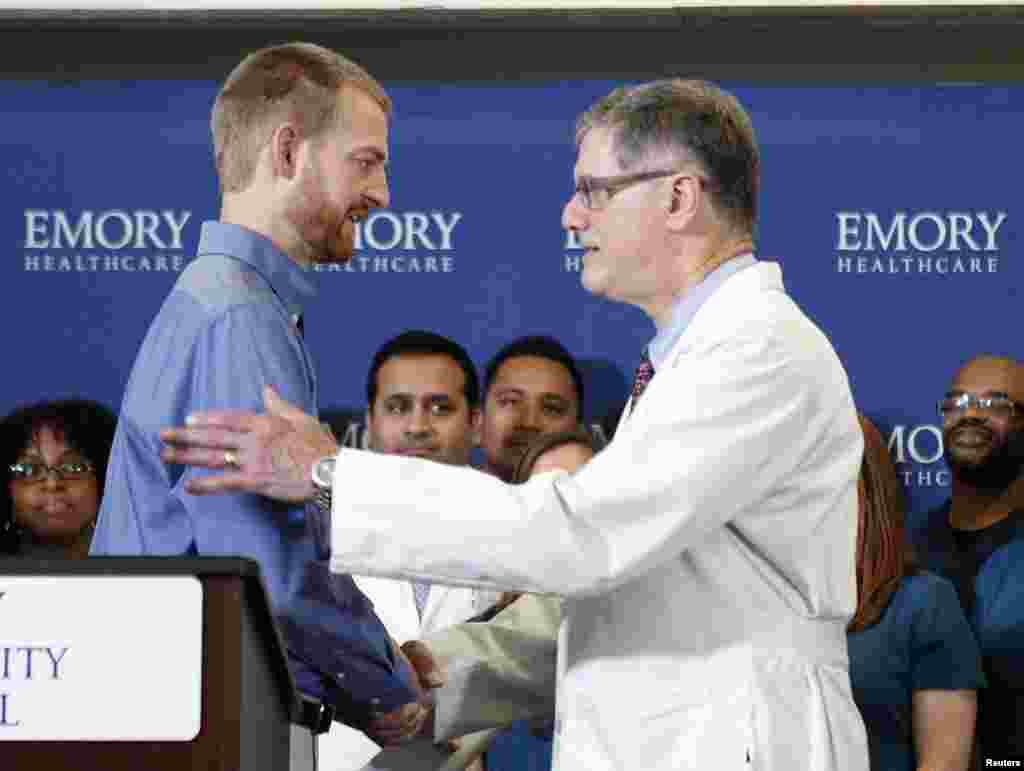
left=314, top=210, right=461, bottom=275
left=836, top=211, right=1005, bottom=275
left=23, top=209, right=193, bottom=273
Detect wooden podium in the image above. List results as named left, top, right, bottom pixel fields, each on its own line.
left=0, top=557, right=304, bottom=771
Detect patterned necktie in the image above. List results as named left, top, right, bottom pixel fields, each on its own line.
left=628, top=348, right=656, bottom=415
left=412, top=581, right=431, bottom=619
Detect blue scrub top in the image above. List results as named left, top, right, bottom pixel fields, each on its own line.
left=908, top=503, right=1024, bottom=758
left=847, top=571, right=985, bottom=771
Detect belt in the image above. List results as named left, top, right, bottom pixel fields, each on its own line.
left=295, top=694, right=336, bottom=735
left=755, top=616, right=849, bottom=667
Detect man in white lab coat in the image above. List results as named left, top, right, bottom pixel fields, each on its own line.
left=317, top=330, right=499, bottom=770
left=164, top=78, right=869, bottom=771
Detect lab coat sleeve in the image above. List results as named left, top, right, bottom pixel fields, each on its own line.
left=426, top=595, right=560, bottom=740
left=329, top=328, right=844, bottom=597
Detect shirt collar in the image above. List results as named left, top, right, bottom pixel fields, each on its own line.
left=647, top=254, right=756, bottom=370
left=196, top=221, right=317, bottom=318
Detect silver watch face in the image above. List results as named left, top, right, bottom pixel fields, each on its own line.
left=313, top=456, right=336, bottom=488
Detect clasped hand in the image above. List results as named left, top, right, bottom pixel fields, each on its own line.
left=367, top=640, right=449, bottom=747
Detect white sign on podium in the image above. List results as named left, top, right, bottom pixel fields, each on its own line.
left=0, top=575, right=202, bottom=741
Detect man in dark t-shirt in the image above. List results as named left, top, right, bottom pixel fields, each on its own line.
left=908, top=354, right=1024, bottom=762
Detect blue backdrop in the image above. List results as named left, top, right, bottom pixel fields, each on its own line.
left=2, top=81, right=1020, bottom=515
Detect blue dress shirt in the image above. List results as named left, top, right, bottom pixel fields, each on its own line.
left=91, top=221, right=417, bottom=722
left=647, top=254, right=756, bottom=369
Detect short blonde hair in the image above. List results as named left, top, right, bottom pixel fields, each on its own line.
left=211, top=42, right=391, bottom=193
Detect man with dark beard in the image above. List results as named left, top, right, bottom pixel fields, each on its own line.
left=908, top=354, right=1024, bottom=765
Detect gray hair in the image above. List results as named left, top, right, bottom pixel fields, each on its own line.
left=576, top=79, right=759, bottom=234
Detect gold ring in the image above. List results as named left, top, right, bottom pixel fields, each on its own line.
left=223, top=450, right=240, bottom=469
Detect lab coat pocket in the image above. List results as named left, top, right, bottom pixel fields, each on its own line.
left=557, top=686, right=753, bottom=771
left=663, top=689, right=754, bottom=771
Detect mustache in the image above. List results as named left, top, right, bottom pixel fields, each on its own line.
left=504, top=430, right=541, bottom=448
left=396, top=443, right=439, bottom=453
left=947, top=418, right=994, bottom=438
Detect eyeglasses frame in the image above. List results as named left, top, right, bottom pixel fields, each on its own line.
left=573, top=168, right=716, bottom=211
left=936, top=392, right=1024, bottom=421
left=8, top=461, right=96, bottom=483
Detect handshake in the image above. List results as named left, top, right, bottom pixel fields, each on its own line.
left=371, top=639, right=449, bottom=748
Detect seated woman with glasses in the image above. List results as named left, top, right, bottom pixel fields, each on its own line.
left=848, top=415, right=985, bottom=771
left=1, top=399, right=117, bottom=559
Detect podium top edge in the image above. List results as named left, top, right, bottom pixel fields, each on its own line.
left=0, top=555, right=263, bottom=576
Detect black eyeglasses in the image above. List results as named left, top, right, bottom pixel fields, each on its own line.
left=8, top=461, right=96, bottom=482
left=936, top=392, right=1024, bottom=422
left=573, top=169, right=714, bottom=211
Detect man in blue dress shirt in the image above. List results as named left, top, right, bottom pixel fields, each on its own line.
left=90, top=42, right=420, bottom=739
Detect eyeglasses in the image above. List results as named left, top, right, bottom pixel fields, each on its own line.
left=573, top=169, right=714, bottom=211
left=936, top=392, right=1024, bottom=421
left=8, top=461, right=96, bottom=482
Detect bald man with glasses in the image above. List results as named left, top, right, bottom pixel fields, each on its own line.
left=909, top=354, right=1024, bottom=766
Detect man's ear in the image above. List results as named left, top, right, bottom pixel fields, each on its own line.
left=666, top=175, right=699, bottom=228
left=269, top=123, right=301, bottom=180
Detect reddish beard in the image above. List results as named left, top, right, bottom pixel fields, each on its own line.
left=313, top=204, right=357, bottom=264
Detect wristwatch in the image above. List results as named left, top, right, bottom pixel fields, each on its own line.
left=312, top=456, right=336, bottom=513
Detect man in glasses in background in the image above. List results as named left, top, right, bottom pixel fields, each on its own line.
left=908, top=355, right=1024, bottom=765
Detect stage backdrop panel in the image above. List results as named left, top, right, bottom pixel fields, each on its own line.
left=2, top=81, right=1020, bottom=515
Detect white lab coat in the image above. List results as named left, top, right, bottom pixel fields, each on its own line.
left=328, top=262, right=869, bottom=771
left=318, top=577, right=499, bottom=771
